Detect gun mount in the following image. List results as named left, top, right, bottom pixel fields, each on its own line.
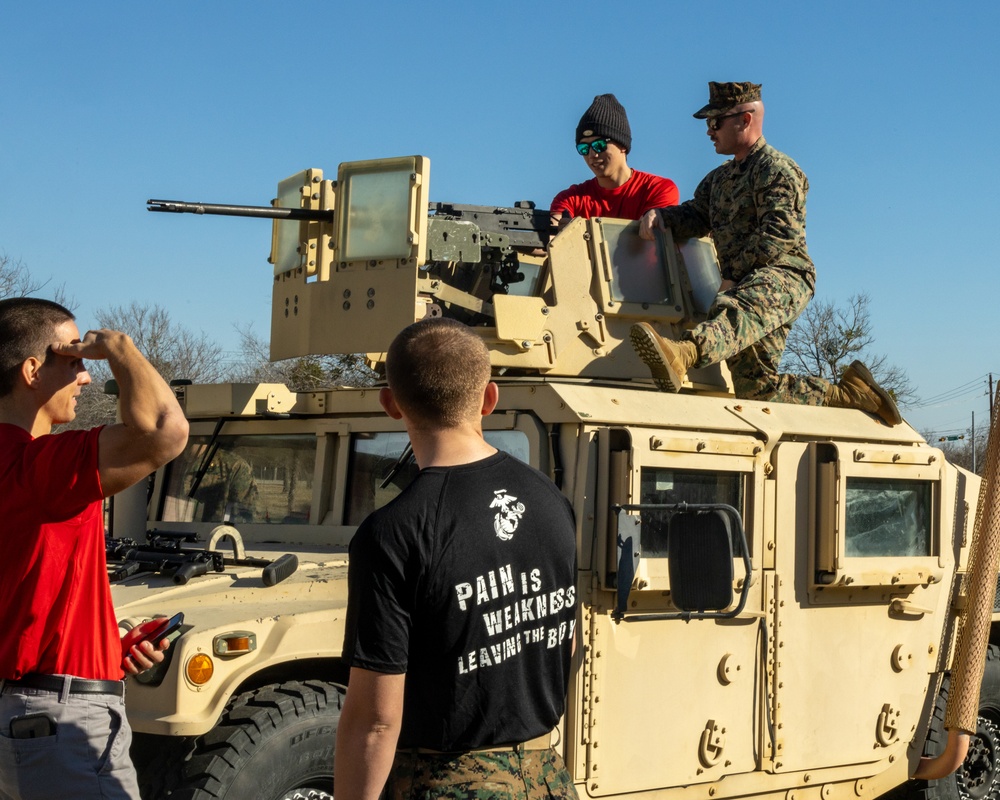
left=149, top=155, right=727, bottom=390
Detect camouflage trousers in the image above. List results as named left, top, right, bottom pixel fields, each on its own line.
left=387, top=747, right=579, bottom=799
left=687, top=266, right=831, bottom=404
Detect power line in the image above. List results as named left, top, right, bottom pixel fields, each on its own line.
left=908, top=372, right=995, bottom=409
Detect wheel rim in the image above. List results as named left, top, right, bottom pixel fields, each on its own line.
left=957, top=716, right=1000, bottom=800
left=282, top=791, right=334, bottom=800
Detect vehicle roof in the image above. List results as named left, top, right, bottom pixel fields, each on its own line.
left=270, top=378, right=926, bottom=448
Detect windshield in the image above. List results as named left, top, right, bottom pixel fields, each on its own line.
left=160, top=433, right=316, bottom=524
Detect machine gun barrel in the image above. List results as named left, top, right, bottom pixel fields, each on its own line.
left=147, top=199, right=333, bottom=222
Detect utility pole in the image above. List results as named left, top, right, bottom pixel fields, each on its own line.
left=990, top=373, right=994, bottom=426
left=972, top=410, right=976, bottom=474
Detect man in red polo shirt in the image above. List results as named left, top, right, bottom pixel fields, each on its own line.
left=550, top=93, right=678, bottom=227
left=0, top=298, right=189, bottom=800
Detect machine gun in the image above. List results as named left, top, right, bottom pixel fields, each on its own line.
left=147, top=198, right=548, bottom=249
left=149, top=187, right=556, bottom=341
left=147, top=196, right=549, bottom=298
left=106, top=530, right=298, bottom=587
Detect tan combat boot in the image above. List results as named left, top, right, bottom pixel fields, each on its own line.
left=825, top=361, right=902, bottom=426
left=629, top=322, right=699, bottom=393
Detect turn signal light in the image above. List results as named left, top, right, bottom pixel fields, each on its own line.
left=213, top=631, right=258, bottom=656
left=186, top=653, right=215, bottom=685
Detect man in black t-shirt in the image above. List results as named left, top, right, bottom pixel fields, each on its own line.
left=336, top=318, right=579, bottom=800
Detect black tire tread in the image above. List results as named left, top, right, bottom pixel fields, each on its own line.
left=132, top=730, right=195, bottom=799
left=170, top=680, right=343, bottom=800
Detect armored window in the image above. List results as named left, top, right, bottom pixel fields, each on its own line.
left=603, top=220, right=673, bottom=306
left=813, top=442, right=942, bottom=588
left=591, top=220, right=720, bottom=324
left=844, top=478, right=932, bottom=557
left=345, top=430, right=531, bottom=525
left=638, top=467, right=744, bottom=557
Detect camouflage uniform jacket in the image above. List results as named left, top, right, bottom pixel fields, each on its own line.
left=661, top=137, right=815, bottom=288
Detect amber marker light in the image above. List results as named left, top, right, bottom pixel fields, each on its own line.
left=213, top=631, right=258, bottom=656
left=186, top=653, right=215, bottom=685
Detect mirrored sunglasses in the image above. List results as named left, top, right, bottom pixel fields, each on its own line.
left=576, top=138, right=611, bottom=156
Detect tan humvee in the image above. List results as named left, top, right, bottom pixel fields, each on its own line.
left=115, top=158, right=998, bottom=800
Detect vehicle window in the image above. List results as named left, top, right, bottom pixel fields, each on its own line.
left=160, top=434, right=316, bottom=525
left=845, top=478, right=931, bottom=557
left=638, top=468, right=744, bottom=557
left=346, top=430, right=531, bottom=525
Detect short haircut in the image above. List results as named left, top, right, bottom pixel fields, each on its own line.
left=0, top=298, right=75, bottom=397
left=385, top=318, right=491, bottom=428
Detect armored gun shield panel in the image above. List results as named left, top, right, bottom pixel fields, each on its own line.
left=270, top=157, right=429, bottom=360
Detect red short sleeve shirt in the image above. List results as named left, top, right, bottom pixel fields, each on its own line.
left=0, top=423, right=122, bottom=680
left=549, top=170, right=679, bottom=221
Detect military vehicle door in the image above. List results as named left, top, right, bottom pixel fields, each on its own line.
left=767, top=440, right=956, bottom=774
left=578, top=428, right=765, bottom=796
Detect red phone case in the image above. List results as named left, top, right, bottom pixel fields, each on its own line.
left=121, top=614, right=183, bottom=661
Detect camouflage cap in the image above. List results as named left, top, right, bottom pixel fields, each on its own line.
left=693, top=81, right=762, bottom=119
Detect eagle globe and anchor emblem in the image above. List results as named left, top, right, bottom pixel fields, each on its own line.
left=491, top=489, right=525, bottom=541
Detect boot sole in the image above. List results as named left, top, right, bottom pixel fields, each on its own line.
left=849, top=361, right=902, bottom=426
left=630, top=324, right=683, bottom=393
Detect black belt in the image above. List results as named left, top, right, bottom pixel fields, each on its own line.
left=3, top=674, right=125, bottom=698
left=403, top=730, right=554, bottom=755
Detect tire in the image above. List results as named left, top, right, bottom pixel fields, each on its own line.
left=907, top=645, right=1000, bottom=800
left=168, top=680, right=343, bottom=800
left=131, top=731, right=191, bottom=799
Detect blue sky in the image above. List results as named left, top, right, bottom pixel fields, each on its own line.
left=2, top=1, right=996, bottom=440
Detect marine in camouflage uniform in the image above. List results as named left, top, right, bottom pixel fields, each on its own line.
left=662, top=132, right=822, bottom=403
left=630, top=81, right=901, bottom=426
left=187, top=447, right=259, bottom=523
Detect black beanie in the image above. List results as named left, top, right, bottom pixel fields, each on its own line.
left=576, top=94, right=631, bottom=153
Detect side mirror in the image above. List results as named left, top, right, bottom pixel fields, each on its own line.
left=668, top=509, right=734, bottom=612
left=612, top=503, right=750, bottom=622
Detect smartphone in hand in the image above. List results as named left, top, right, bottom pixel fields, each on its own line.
left=121, top=612, right=184, bottom=670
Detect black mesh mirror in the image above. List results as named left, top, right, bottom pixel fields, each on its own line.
left=667, top=509, right=734, bottom=612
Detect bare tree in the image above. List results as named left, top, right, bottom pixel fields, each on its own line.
left=95, top=303, right=226, bottom=385
left=227, top=325, right=376, bottom=390
left=780, top=292, right=916, bottom=406
left=0, top=252, right=72, bottom=306
left=66, top=303, right=228, bottom=429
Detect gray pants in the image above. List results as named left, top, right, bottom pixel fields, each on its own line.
left=0, top=679, right=140, bottom=800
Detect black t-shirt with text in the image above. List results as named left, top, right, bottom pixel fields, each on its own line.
left=342, top=451, right=577, bottom=751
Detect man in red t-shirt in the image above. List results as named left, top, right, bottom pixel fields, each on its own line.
left=0, top=298, right=189, bottom=800
left=550, top=93, right=679, bottom=227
